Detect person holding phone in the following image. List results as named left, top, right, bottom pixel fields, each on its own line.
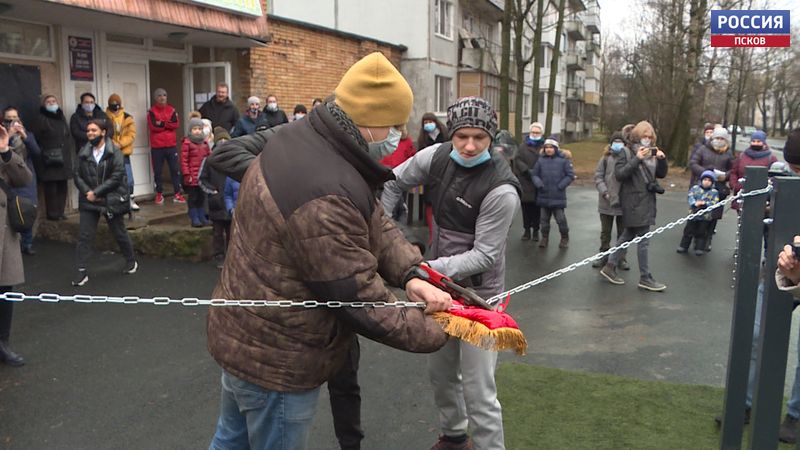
left=600, top=120, right=669, bottom=292
left=689, top=127, right=733, bottom=251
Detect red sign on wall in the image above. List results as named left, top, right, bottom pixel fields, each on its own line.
left=68, top=36, right=94, bottom=81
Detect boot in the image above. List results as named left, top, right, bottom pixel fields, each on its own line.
left=677, top=234, right=692, bottom=253
left=531, top=228, right=540, bottom=242
left=538, top=233, right=549, bottom=248
left=559, top=233, right=569, bottom=249
left=521, top=228, right=531, bottom=241
left=0, top=340, right=25, bottom=366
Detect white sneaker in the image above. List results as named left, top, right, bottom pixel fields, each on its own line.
left=130, top=199, right=140, bottom=211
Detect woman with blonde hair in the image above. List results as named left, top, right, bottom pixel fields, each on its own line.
left=600, top=120, right=669, bottom=292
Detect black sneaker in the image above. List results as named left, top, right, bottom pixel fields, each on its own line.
left=638, top=275, right=666, bottom=292
left=72, top=270, right=88, bottom=286
left=619, top=259, right=631, bottom=271
left=123, top=260, right=138, bottom=274
left=779, top=414, right=799, bottom=443
left=600, top=264, right=625, bottom=285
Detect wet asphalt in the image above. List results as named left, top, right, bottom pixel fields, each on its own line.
left=1, top=185, right=796, bottom=450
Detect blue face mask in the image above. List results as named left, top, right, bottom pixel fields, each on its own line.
left=526, top=135, right=543, bottom=145
left=610, top=142, right=624, bottom=153
left=45, top=104, right=59, bottom=113
left=423, top=123, right=437, bottom=133
left=450, top=147, right=491, bottom=168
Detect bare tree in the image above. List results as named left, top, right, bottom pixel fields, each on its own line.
left=665, top=0, right=707, bottom=166
left=511, top=0, right=537, bottom=141
left=544, top=0, right=566, bottom=137
left=528, top=0, right=546, bottom=132
left=499, top=1, right=513, bottom=130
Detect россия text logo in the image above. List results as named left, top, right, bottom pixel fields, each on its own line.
left=711, top=10, right=790, bottom=48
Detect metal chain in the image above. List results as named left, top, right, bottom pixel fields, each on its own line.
left=1, top=184, right=773, bottom=309
left=485, top=183, right=774, bottom=305
left=0, top=292, right=427, bottom=309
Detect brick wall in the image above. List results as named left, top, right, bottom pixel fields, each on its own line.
left=242, top=17, right=405, bottom=115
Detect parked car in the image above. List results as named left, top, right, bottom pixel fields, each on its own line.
left=727, top=124, right=743, bottom=135
left=743, top=126, right=757, bottom=136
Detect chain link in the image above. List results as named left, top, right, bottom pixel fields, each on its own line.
left=2, top=185, right=772, bottom=309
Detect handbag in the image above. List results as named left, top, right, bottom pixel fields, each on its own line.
left=0, top=178, right=37, bottom=233
left=41, top=147, right=64, bottom=167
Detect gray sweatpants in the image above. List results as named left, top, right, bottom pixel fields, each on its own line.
left=429, top=338, right=504, bottom=449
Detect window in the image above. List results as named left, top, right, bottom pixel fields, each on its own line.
left=435, top=0, right=453, bottom=39
left=539, top=46, right=549, bottom=68
left=484, top=74, right=500, bottom=110
left=107, top=34, right=145, bottom=47
left=0, top=19, right=52, bottom=60
left=553, top=94, right=561, bottom=114
left=538, top=94, right=546, bottom=114
left=523, top=94, right=531, bottom=118
left=435, top=76, right=452, bottom=113
left=153, top=39, right=186, bottom=51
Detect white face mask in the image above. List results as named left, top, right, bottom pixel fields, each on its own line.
left=294, top=114, right=305, bottom=120
left=266, top=102, right=278, bottom=112
left=640, top=138, right=652, bottom=147
left=366, top=127, right=402, bottom=161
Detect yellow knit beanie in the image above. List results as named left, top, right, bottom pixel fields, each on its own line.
left=334, top=52, right=413, bottom=127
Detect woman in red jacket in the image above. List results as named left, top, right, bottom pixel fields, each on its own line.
left=380, top=125, right=416, bottom=221
left=181, top=118, right=211, bottom=227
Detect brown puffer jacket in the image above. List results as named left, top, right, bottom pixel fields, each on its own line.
left=207, top=102, right=448, bottom=392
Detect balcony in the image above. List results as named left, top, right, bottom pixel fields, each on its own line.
left=586, top=39, right=601, bottom=55
left=567, top=85, right=585, bottom=101
left=565, top=20, right=585, bottom=41
left=582, top=10, right=600, bottom=34
left=584, top=92, right=601, bottom=107
left=565, top=53, right=585, bottom=71
left=584, top=65, right=598, bottom=79
left=459, top=36, right=502, bottom=75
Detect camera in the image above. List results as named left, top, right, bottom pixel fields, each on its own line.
left=646, top=181, right=665, bottom=194
left=793, top=242, right=800, bottom=260
left=650, top=147, right=658, bottom=156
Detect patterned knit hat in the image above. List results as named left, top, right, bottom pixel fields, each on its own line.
left=446, top=97, right=497, bottom=138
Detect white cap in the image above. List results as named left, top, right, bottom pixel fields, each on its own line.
left=247, top=96, right=260, bottom=105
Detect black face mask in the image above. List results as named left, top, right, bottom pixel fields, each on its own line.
left=109, top=104, right=120, bottom=112
left=751, top=144, right=764, bottom=151
left=89, top=135, right=103, bottom=147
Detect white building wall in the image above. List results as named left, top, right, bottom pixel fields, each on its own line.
left=269, top=0, right=430, bottom=59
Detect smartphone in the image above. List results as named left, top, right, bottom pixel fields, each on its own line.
left=794, top=242, right=800, bottom=260
left=650, top=147, right=658, bottom=156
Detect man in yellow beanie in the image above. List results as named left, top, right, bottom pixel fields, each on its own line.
left=206, top=51, right=453, bottom=449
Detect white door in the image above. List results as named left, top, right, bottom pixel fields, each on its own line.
left=109, top=61, right=153, bottom=197
left=184, top=62, right=232, bottom=120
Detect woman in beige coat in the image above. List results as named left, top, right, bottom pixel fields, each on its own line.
left=0, top=124, right=33, bottom=366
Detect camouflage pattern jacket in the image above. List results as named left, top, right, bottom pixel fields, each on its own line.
left=206, top=102, right=447, bottom=392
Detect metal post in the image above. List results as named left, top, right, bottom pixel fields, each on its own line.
left=720, top=166, right=769, bottom=449
left=749, top=175, right=800, bottom=449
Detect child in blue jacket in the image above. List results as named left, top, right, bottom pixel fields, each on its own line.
left=677, top=170, right=720, bottom=256
left=531, top=138, right=574, bottom=248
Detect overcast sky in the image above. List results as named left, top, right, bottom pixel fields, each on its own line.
left=600, top=0, right=799, bottom=44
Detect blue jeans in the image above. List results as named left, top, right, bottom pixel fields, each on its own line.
left=20, top=229, right=33, bottom=250
left=209, top=371, right=320, bottom=450
left=124, top=156, right=134, bottom=196
left=746, top=281, right=800, bottom=418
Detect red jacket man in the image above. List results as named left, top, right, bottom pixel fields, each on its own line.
left=147, top=88, right=185, bottom=204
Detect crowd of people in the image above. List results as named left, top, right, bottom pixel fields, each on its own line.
left=2, top=48, right=800, bottom=449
